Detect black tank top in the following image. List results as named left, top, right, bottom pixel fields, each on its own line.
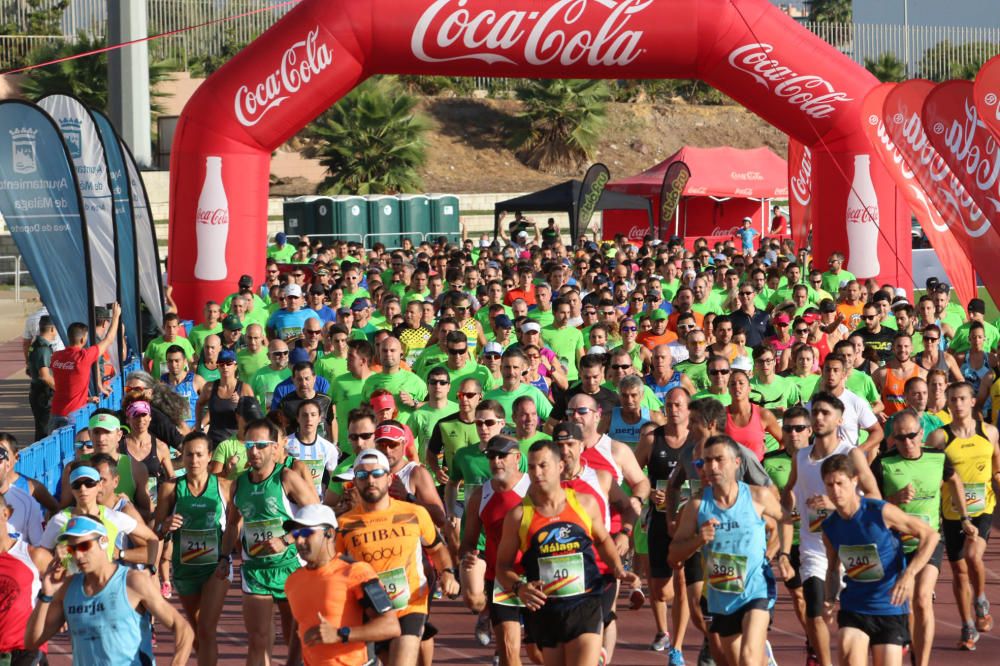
left=649, top=425, right=685, bottom=514
left=120, top=438, right=163, bottom=481
left=207, top=380, right=243, bottom=446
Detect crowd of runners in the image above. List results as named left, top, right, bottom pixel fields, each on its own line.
left=4, top=216, right=1000, bottom=666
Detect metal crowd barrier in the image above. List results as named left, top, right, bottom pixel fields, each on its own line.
left=15, top=359, right=141, bottom=494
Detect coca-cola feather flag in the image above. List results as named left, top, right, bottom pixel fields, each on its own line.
left=882, top=80, right=999, bottom=303
left=861, top=83, right=976, bottom=306
left=974, top=54, right=1000, bottom=144
left=787, top=140, right=812, bottom=253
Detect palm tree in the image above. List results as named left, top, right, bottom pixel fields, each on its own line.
left=308, top=76, right=428, bottom=195
left=512, top=79, right=609, bottom=172
left=807, top=0, right=851, bottom=23
left=865, top=52, right=907, bottom=82
left=19, top=32, right=175, bottom=114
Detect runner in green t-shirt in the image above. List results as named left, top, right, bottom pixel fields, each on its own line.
left=482, top=349, right=552, bottom=428
left=329, top=342, right=375, bottom=457
left=249, top=340, right=292, bottom=411
left=188, top=302, right=223, bottom=355
left=408, top=367, right=459, bottom=461
left=143, top=315, right=195, bottom=378
left=541, top=299, right=585, bottom=382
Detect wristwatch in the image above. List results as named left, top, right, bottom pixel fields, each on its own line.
left=337, top=626, right=351, bottom=643
left=442, top=567, right=458, bottom=577
left=37, top=592, right=54, bottom=603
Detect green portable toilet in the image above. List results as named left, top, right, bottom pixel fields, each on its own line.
left=397, top=194, right=431, bottom=245
left=427, top=193, right=460, bottom=240
left=311, top=197, right=337, bottom=238
left=331, top=196, right=367, bottom=244
left=283, top=196, right=316, bottom=237
left=367, top=195, right=401, bottom=249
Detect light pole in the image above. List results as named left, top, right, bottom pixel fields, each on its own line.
left=108, top=0, right=152, bottom=167
left=902, top=0, right=910, bottom=75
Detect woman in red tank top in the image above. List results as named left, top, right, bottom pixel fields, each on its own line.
left=724, top=369, right=782, bottom=461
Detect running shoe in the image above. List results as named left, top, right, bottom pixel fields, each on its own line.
left=630, top=588, right=646, bottom=610
left=697, top=638, right=716, bottom=666
left=805, top=643, right=820, bottom=666
left=765, top=640, right=778, bottom=666
left=598, top=647, right=608, bottom=666
left=975, top=598, right=993, bottom=632
left=958, top=624, right=980, bottom=651
left=474, top=613, right=492, bottom=647
left=650, top=632, right=670, bottom=652
left=160, top=580, right=173, bottom=600
left=669, top=647, right=686, bottom=666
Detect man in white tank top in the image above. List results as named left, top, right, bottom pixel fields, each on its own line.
left=782, top=392, right=881, bottom=666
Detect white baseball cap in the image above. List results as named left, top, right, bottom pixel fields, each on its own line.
left=353, top=448, right=391, bottom=472
left=282, top=503, right=338, bottom=531
left=521, top=321, right=541, bottom=334
left=284, top=283, right=303, bottom=298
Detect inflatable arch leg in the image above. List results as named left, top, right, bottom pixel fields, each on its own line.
left=169, top=0, right=910, bottom=317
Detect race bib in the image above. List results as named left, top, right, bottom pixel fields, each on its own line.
left=180, top=528, right=219, bottom=565
left=538, top=553, right=586, bottom=598
left=965, top=483, right=987, bottom=515
left=378, top=567, right=412, bottom=610
left=493, top=579, right=526, bottom=608
left=840, top=544, right=885, bottom=582
left=654, top=479, right=669, bottom=512
left=707, top=551, right=748, bottom=594
left=146, top=476, right=158, bottom=507
left=244, top=519, right=282, bottom=558
left=303, top=458, right=326, bottom=495
left=807, top=506, right=830, bottom=533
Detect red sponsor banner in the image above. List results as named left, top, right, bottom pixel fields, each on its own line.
left=787, top=139, right=813, bottom=253
left=861, top=83, right=976, bottom=305
left=883, top=80, right=997, bottom=301
left=974, top=54, right=1000, bottom=141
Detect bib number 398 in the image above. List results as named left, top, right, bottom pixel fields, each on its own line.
left=707, top=551, right=747, bottom=594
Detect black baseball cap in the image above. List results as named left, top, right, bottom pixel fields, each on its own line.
left=485, top=435, right=519, bottom=455
left=969, top=298, right=986, bottom=314
left=552, top=421, right=584, bottom=442
left=238, top=274, right=254, bottom=289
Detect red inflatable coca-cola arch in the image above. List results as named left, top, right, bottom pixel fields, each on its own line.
left=169, top=0, right=910, bottom=317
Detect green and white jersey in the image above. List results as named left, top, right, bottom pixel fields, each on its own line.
left=234, top=465, right=297, bottom=569
left=872, top=449, right=949, bottom=553
left=172, top=475, right=227, bottom=574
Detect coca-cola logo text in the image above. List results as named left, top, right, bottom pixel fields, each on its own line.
left=626, top=224, right=647, bottom=241
left=728, top=43, right=853, bottom=120
left=234, top=27, right=333, bottom=128
left=937, top=98, right=1000, bottom=209
left=411, top=0, right=652, bottom=67
left=846, top=205, right=878, bottom=225
left=197, top=208, right=230, bottom=226
left=790, top=145, right=812, bottom=206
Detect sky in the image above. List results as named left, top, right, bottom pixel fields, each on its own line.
left=855, top=0, right=1000, bottom=28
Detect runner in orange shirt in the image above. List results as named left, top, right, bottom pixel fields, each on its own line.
left=284, top=504, right=400, bottom=666
left=336, top=449, right=459, bottom=666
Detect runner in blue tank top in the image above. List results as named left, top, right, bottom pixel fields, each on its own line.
left=819, top=453, right=939, bottom=666
left=602, top=375, right=664, bottom=447
left=162, top=345, right=206, bottom=429
left=669, top=435, right=787, bottom=666
left=24, top=514, right=194, bottom=665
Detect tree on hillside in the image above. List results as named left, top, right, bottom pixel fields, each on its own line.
left=806, top=0, right=851, bottom=24
left=19, top=32, right=175, bottom=114
left=918, top=40, right=1000, bottom=81
left=512, top=79, right=609, bottom=172
left=308, top=77, right=428, bottom=195
left=0, top=0, right=70, bottom=69
left=865, top=53, right=906, bottom=82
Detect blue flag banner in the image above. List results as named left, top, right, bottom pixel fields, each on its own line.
left=120, top=137, right=165, bottom=333
left=39, top=94, right=121, bottom=372
left=0, top=100, right=93, bottom=344
left=92, top=110, right=140, bottom=360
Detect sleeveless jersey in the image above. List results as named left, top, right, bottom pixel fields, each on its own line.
left=234, top=465, right=297, bottom=569
left=518, top=489, right=603, bottom=605
left=880, top=364, right=921, bottom=416
left=608, top=407, right=651, bottom=446
left=196, top=363, right=221, bottom=382
left=697, top=482, right=773, bottom=615
left=649, top=426, right=685, bottom=515
left=458, top=318, right=480, bottom=353
left=172, top=474, right=227, bottom=575
left=64, top=565, right=143, bottom=665
left=961, top=354, right=990, bottom=396
left=0, top=540, right=40, bottom=651
left=580, top=435, right=623, bottom=534
left=480, top=474, right=531, bottom=581
left=394, top=461, right=421, bottom=496
left=941, top=422, right=996, bottom=520
left=115, top=454, right=137, bottom=502
left=562, top=464, right=612, bottom=575
left=822, top=498, right=908, bottom=615
left=813, top=334, right=832, bottom=367
left=876, top=449, right=945, bottom=552
left=793, top=441, right=854, bottom=555
left=726, top=404, right=765, bottom=461
left=645, top=371, right=684, bottom=405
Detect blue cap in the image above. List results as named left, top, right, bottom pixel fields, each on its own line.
left=289, top=346, right=311, bottom=364
left=69, top=466, right=100, bottom=485
left=351, top=298, right=371, bottom=312
left=218, top=349, right=237, bottom=363
left=59, top=515, right=107, bottom=541
left=276, top=232, right=287, bottom=244
left=494, top=314, right=513, bottom=329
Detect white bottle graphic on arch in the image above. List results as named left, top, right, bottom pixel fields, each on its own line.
left=845, top=154, right=880, bottom=278
left=194, top=156, right=230, bottom=281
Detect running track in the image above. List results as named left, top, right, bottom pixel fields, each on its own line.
left=44, top=544, right=1000, bottom=665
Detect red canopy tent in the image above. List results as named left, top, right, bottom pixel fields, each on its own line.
left=603, top=146, right=789, bottom=246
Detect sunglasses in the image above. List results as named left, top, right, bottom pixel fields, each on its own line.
left=476, top=418, right=502, bottom=427
left=631, top=298, right=645, bottom=303
left=66, top=538, right=100, bottom=554
left=291, top=527, right=321, bottom=539
left=74, top=441, right=95, bottom=450
left=458, top=391, right=480, bottom=399
left=583, top=309, right=597, bottom=316
left=245, top=440, right=274, bottom=450
left=894, top=431, right=921, bottom=441
left=71, top=478, right=100, bottom=490
left=794, top=328, right=809, bottom=334
left=922, top=335, right=940, bottom=343
left=610, top=363, right=632, bottom=370
left=448, top=348, right=468, bottom=355
left=486, top=450, right=513, bottom=460
left=569, top=407, right=595, bottom=415
left=709, top=369, right=731, bottom=376
left=428, top=379, right=450, bottom=386
left=621, top=326, right=637, bottom=333
left=600, top=311, right=616, bottom=316
left=740, top=291, right=754, bottom=296
left=304, top=330, right=323, bottom=336
left=354, top=468, right=389, bottom=481
left=862, top=315, right=877, bottom=320
left=782, top=424, right=810, bottom=433
left=483, top=353, right=501, bottom=360
left=271, top=350, right=289, bottom=357
left=348, top=432, right=375, bottom=442
left=755, top=357, right=776, bottom=364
